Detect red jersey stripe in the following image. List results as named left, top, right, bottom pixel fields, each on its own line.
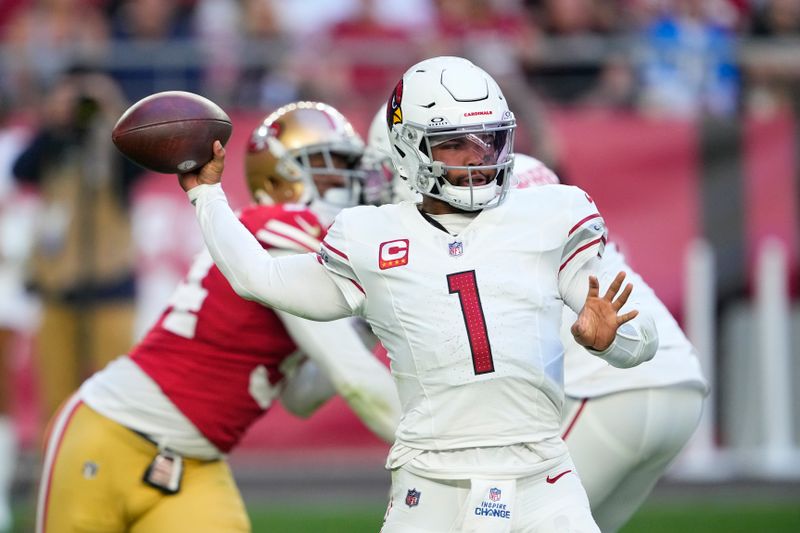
left=350, top=278, right=365, bottom=295
left=559, top=237, right=604, bottom=273
left=568, top=213, right=602, bottom=236
left=260, top=228, right=318, bottom=253
left=562, top=398, right=588, bottom=440
left=322, top=240, right=348, bottom=260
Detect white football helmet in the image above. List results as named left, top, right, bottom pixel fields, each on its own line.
left=364, top=106, right=420, bottom=203
left=386, top=56, right=515, bottom=211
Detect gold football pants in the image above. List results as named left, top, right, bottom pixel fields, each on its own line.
left=37, top=397, right=250, bottom=532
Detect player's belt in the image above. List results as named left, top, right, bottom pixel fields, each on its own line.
left=127, top=427, right=221, bottom=463
left=129, top=428, right=160, bottom=447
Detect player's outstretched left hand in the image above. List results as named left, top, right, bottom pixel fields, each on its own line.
left=178, top=140, right=226, bottom=192
left=571, top=271, right=638, bottom=352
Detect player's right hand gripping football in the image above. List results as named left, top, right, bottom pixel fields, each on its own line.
left=571, top=271, right=638, bottom=352
left=178, top=140, right=226, bottom=192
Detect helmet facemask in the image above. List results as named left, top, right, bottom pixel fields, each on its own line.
left=393, top=120, right=515, bottom=212
left=288, top=144, right=363, bottom=203
left=385, top=56, right=517, bottom=212
left=289, top=144, right=367, bottom=226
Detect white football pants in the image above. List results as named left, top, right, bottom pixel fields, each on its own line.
left=562, top=386, right=704, bottom=532
left=381, top=456, right=600, bottom=533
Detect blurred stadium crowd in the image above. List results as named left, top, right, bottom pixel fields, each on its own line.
left=1, top=0, right=799, bottom=195
left=0, top=0, right=799, bottom=170
left=0, top=0, right=799, bottom=531
left=1, top=0, right=799, bottom=118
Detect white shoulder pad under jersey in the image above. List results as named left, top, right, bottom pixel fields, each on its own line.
left=563, top=243, right=708, bottom=397
left=318, top=186, right=607, bottom=451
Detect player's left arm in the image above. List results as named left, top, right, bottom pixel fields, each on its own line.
left=557, top=186, right=658, bottom=368
left=276, top=312, right=400, bottom=443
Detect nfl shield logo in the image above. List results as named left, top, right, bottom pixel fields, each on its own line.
left=448, top=241, right=463, bottom=257
left=489, top=487, right=502, bottom=502
left=405, top=488, right=421, bottom=508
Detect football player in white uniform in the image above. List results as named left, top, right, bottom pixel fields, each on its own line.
left=37, top=103, right=400, bottom=533
left=366, top=107, right=707, bottom=532
left=179, top=57, right=659, bottom=533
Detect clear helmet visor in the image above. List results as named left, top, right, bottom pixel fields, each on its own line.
left=417, top=123, right=515, bottom=211
left=428, top=130, right=508, bottom=164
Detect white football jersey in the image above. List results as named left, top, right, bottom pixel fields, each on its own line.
left=319, top=185, right=607, bottom=452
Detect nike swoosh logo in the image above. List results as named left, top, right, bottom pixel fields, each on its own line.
left=545, top=469, right=572, bottom=484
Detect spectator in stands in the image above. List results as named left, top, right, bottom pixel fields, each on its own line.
left=744, top=0, right=800, bottom=115
left=636, top=0, right=741, bottom=117
left=309, top=0, right=423, bottom=109
left=0, top=0, right=28, bottom=33
left=578, top=52, right=639, bottom=109
left=1, top=0, right=109, bottom=109
left=751, top=0, right=800, bottom=35
left=195, top=0, right=299, bottom=108
left=432, top=0, right=536, bottom=68
left=12, top=68, right=145, bottom=423
left=107, top=0, right=201, bottom=102
left=191, top=0, right=244, bottom=105
left=521, top=0, right=627, bottom=104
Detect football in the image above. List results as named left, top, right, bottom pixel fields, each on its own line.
left=112, top=91, right=232, bottom=174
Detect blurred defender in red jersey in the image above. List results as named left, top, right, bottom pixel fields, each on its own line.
left=36, top=102, right=400, bottom=533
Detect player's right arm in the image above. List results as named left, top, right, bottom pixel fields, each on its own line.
left=179, top=141, right=352, bottom=321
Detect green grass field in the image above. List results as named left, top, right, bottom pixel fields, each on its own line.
left=14, top=496, right=800, bottom=531
left=247, top=501, right=800, bottom=532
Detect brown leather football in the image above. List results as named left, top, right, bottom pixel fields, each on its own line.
left=112, top=91, right=232, bottom=174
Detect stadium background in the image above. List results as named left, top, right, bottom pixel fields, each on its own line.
left=1, top=0, right=799, bottom=531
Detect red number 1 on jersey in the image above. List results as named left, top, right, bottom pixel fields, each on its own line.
left=447, top=270, right=495, bottom=374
